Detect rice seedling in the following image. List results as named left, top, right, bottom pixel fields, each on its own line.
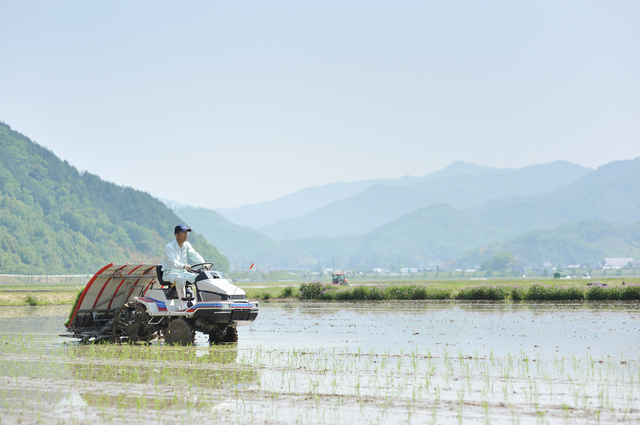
left=1, top=302, right=639, bottom=424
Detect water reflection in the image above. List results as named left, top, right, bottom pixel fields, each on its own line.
left=243, top=300, right=640, bottom=357
left=1, top=302, right=639, bottom=358
left=1, top=302, right=639, bottom=424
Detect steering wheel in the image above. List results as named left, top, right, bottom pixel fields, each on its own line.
left=190, top=262, right=214, bottom=271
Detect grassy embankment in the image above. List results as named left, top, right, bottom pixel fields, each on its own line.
left=246, top=278, right=640, bottom=301
left=0, top=275, right=89, bottom=306
left=228, top=266, right=640, bottom=283
left=0, top=285, right=81, bottom=306
left=1, top=277, right=638, bottom=306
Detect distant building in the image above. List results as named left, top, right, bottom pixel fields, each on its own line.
left=400, top=267, right=418, bottom=273
left=604, top=258, right=636, bottom=268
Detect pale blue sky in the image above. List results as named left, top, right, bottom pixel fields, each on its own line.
left=1, top=1, right=638, bottom=208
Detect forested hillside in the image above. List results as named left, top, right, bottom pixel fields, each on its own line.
left=453, top=220, right=640, bottom=269
left=0, top=122, right=228, bottom=274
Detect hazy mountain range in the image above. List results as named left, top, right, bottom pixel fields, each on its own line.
left=2, top=119, right=638, bottom=274
left=257, top=161, right=591, bottom=240
left=171, top=157, right=640, bottom=270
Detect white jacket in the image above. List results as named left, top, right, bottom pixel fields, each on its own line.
left=161, top=239, right=205, bottom=273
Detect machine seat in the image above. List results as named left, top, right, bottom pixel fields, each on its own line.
left=155, top=264, right=193, bottom=301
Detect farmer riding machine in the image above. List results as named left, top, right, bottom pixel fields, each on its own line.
left=63, top=263, right=259, bottom=345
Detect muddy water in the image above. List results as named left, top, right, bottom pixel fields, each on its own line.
left=235, top=300, right=640, bottom=357
left=1, top=300, right=639, bottom=356
left=1, top=301, right=639, bottom=424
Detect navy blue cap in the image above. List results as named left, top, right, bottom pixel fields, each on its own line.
left=174, top=224, right=192, bottom=233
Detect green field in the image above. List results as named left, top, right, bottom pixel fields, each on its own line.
left=1, top=276, right=638, bottom=306
left=226, top=267, right=640, bottom=283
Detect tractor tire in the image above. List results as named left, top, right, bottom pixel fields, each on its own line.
left=165, top=319, right=194, bottom=346
left=208, top=332, right=222, bottom=345
left=209, top=326, right=238, bottom=345
left=110, top=304, right=131, bottom=343
left=134, top=304, right=155, bottom=343
left=224, top=326, right=238, bottom=343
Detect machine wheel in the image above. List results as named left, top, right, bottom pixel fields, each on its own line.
left=134, top=304, right=155, bottom=343
left=208, top=332, right=221, bottom=345
left=109, top=302, right=157, bottom=343
left=209, top=326, right=238, bottom=345
left=110, top=304, right=132, bottom=343
left=165, top=319, right=194, bottom=345
left=224, top=326, right=238, bottom=343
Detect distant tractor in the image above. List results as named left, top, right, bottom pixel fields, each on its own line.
left=332, top=272, right=348, bottom=285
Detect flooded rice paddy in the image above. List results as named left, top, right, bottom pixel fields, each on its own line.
left=1, top=301, right=639, bottom=424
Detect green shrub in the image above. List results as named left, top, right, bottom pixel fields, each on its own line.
left=456, top=285, right=508, bottom=300
left=299, top=282, right=338, bottom=300
left=350, top=285, right=367, bottom=300
left=279, top=286, right=295, bottom=298
left=25, top=295, right=38, bottom=306
left=387, top=286, right=413, bottom=300
left=621, top=284, right=640, bottom=300
left=298, top=283, right=452, bottom=301
left=411, top=287, right=427, bottom=300
left=425, top=288, right=454, bottom=300
left=333, top=290, right=348, bottom=300
left=299, top=282, right=325, bottom=299
left=510, top=286, right=525, bottom=301
left=525, top=284, right=584, bottom=300
left=367, top=286, right=385, bottom=300
left=586, top=286, right=622, bottom=300
left=296, top=282, right=637, bottom=302
left=551, top=286, right=585, bottom=300
left=525, top=284, right=550, bottom=300
left=586, top=285, right=608, bottom=300
left=379, top=285, right=453, bottom=300
left=333, top=288, right=353, bottom=300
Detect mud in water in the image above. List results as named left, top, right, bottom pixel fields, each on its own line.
left=0, top=301, right=638, bottom=424
left=238, top=300, right=640, bottom=357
